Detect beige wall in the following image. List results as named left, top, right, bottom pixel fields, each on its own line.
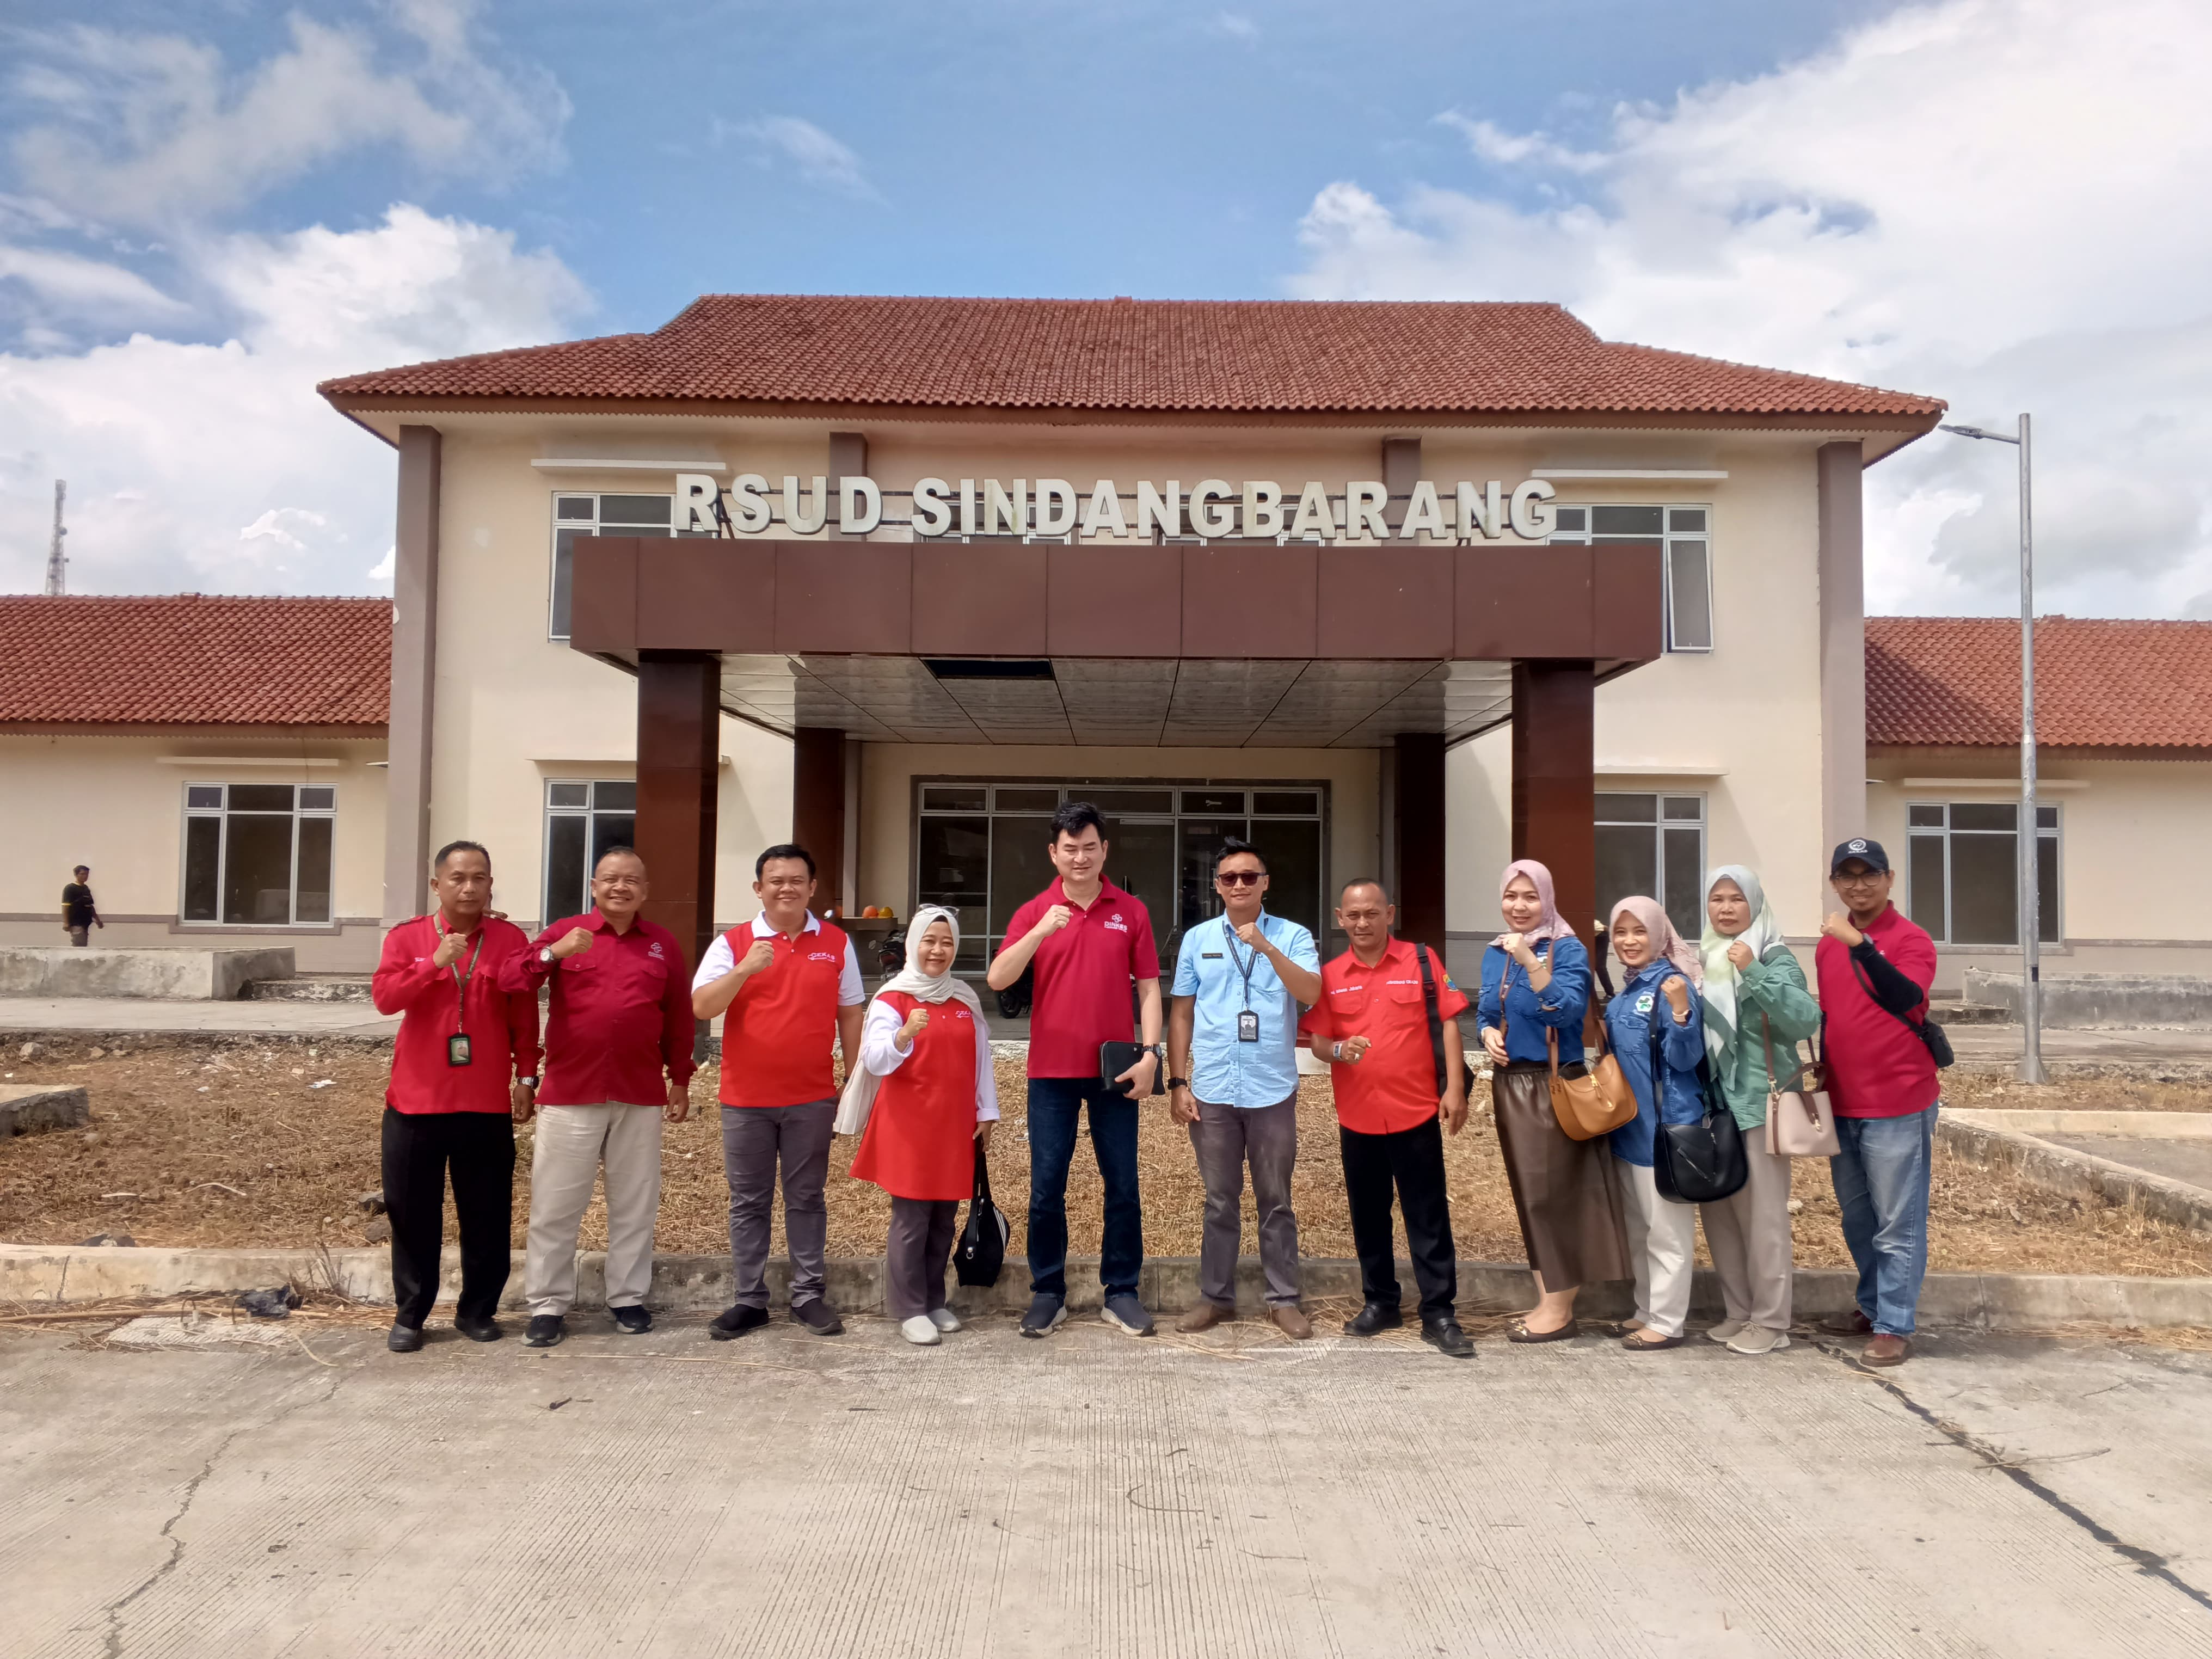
left=0, top=733, right=388, bottom=971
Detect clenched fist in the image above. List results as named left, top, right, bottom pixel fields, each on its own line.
left=1661, top=975, right=1692, bottom=1022
left=431, top=930, right=469, bottom=969
left=737, top=937, right=777, bottom=976
left=898, top=1006, right=931, bottom=1048
left=1820, top=912, right=1865, bottom=949
left=549, top=927, right=595, bottom=961
left=1034, top=904, right=1073, bottom=938
left=1726, top=941, right=1754, bottom=972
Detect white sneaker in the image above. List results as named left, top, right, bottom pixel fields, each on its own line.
left=900, top=1315, right=941, bottom=1346
left=1705, top=1320, right=1746, bottom=1344
left=927, top=1307, right=962, bottom=1333
left=1726, top=1325, right=1790, bottom=1355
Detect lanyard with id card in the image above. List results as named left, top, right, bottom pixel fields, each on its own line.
left=1227, top=918, right=1264, bottom=1042
left=437, top=918, right=484, bottom=1067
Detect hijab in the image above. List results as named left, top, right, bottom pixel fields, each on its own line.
left=1493, top=858, right=1578, bottom=949
left=1609, top=895, right=1701, bottom=992
left=833, top=905, right=988, bottom=1135
left=1698, top=864, right=1784, bottom=1081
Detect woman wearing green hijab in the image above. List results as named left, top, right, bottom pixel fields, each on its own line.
left=1699, top=865, right=1821, bottom=1355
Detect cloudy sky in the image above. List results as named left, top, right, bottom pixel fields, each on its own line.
left=3, top=0, right=2208, bottom=618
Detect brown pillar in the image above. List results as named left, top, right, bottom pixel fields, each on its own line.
left=1392, top=732, right=1447, bottom=951
left=1511, top=660, right=1597, bottom=943
left=792, top=727, right=847, bottom=911
left=1381, top=436, right=1420, bottom=537
left=636, top=653, right=720, bottom=975
left=1817, top=440, right=1867, bottom=852
left=382, top=425, right=439, bottom=925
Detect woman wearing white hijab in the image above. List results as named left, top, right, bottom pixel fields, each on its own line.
left=1699, top=866, right=1820, bottom=1355
left=840, top=906, right=998, bottom=1346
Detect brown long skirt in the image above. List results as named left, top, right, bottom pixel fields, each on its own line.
left=1491, top=1063, right=1631, bottom=1291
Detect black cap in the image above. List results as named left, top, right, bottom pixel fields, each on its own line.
left=1829, top=837, right=1892, bottom=876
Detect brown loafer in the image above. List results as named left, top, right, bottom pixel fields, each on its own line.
left=1861, top=1333, right=1910, bottom=1367
left=1269, top=1305, right=1313, bottom=1341
left=1506, top=1318, right=1580, bottom=1344
left=1176, top=1301, right=1233, bottom=1334
left=1822, top=1309, right=1874, bottom=1336
left=1621, top=1332, right=1685, bottom=1351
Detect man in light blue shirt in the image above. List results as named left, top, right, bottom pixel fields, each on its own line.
left=1166, top=838, right=1323, bottom=1338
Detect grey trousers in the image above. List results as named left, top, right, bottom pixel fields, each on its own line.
left=1189, top=1093, right=1301, bottom=1308
left=720, top=1101, right=836, bottom=1309
left=1703, top=1136, right=1795, bottom=1331
left=886, top=1197, right=958, bottom=1320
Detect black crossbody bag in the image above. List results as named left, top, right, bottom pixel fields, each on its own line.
left=1850, top=960, right=1956, bottom=1070
left=1645, top=986, right=1748, bottom=1205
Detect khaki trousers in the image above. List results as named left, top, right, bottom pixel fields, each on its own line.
left=523, top=1104, right=664, bottom=1316
left=1703, top=1136, right=1796, bottom=1332
left=1613, top=1157, right=1696, bottom=1338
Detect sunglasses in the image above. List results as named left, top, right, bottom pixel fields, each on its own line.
left=1215, top=870, right=1264, bottom=888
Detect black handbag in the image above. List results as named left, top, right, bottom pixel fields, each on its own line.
left=1644, top=985, right=1748, bottom=1205
left=954, top=1139, right=1009, bottom=1287
left=1415, top=944, right=1476, bottom=1100
left=1850, top=960, right=1956, bottom=1068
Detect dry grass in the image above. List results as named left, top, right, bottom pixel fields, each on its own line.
left=4, top=1036, right=2212, bottom=1280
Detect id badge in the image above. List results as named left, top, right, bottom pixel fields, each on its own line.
left=447, top=1033, right=472, bottom=1067
left=1237, top=1010, right=1260, bottom=1043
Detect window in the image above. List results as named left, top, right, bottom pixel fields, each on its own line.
left=1907, top=801, right=2060, bottom=945
left=181, top=783, right=336, bottom=925
left=1594, top=793, right=1706, bottom=941
left=549, top=493, right=716, bottom=640
left=1551, top=504, right=1713, bottom=653
left=543, top=780, right=636, bottom=922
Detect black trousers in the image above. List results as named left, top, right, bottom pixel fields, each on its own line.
left=381, top=1108, right=515, bottom=1328
left=1340, top=1118, right=1458, bottom=1319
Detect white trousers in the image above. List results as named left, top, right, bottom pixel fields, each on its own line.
left=524, top=1104, right=663, bottom=1316
left=1612, top=1156, right=1697, bottom=1338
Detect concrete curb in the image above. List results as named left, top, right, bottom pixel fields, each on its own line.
left=1936, top=1113, right=2212, bottom=1234
left=7, top=1242, right=2210, bottom=1332
left=1948, top=1108, right=2212, bottom=1139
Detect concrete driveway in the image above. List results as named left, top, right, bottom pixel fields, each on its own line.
left=7, top=1314, right=2211, bottom=1657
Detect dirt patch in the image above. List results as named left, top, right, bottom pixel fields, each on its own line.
left=4, top=1036, right=2211, bottom=1279
left=1943, top=1071, right=2212, bottom=1113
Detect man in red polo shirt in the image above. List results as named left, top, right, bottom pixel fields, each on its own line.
left=691, top=843, right=865, bottom=1340
left=987, top=801, right=1163, bottom=1338
left=370, top=840, right=540, bottom=1354
left=502, top=847, right=695, bottom=1349
left=1299, top=877, right=1474, bottom=1359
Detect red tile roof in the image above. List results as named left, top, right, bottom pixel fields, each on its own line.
left=1868, top=616, right=2212, bottom=752
left=0, top=595, right=390, bottom=728
left=318, top=295, right=1944, bottom=420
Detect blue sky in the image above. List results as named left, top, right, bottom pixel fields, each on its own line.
left=3, top=0, right=2210, bottom=618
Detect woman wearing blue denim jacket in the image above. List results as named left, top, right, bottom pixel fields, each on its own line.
left=1478, top=859, right=1630, bottom=1343
left=1603, top=895, right=1706, bottom=1351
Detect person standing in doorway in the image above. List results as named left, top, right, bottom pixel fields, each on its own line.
left=503, top=847, right=696, bottom=1350
left=1166, top=838, right=1322, bottom=1339
left=1300, top=877, right=1474, bottom=1357
left=368, top=841, right=539, bottom=1353
left=987, top=801, right=1163, bottom=1340
left=691, top=844, right=865, bottom=1340
left=1816, top=839, right=1940, bottom=1368
left=61, top=865, right=100, bottom=945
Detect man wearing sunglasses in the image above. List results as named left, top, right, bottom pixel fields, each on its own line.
left=1165, top=839, right=1322, bottom=1338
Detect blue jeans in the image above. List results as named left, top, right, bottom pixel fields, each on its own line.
left=1025, top=1077, right=1143, bottom=1299
left=1830, top=1105, right=1937, bottom=1336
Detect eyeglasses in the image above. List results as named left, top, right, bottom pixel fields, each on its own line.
left=1215, top=870, right=1264, bottom=887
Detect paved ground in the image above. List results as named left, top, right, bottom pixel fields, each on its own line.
left=8, top=1312, right=2212, bottom=1657
left=2047, top=1133, right=2212, bottom=1189
left=1946, top=1024, right=2212, bottom=1068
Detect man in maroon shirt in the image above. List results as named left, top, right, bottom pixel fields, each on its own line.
left=369, top=841, right=540, bottom=1354
left=1815, top=838, right=1942, bottom=1368
left=986, top=801, right=1162, bottom=1339
left=502, top=847, right=696, bottom=1349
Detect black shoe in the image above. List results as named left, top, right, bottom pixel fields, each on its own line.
left=791, top=1298, right=845, bottom=1336
left=1019, top=1293, right=1067, bottom=1338
left=610, top=1305, right=653, bottom=1335
left=386, top=1322, right=424, bottom=1354
left=1421, top=1316, right=1476, bottom=1359
left=523, top=1314, right=566, bottom=1349
left=454, top=1315, right=502, bottom=1343
left=1344, top=1302, right=1404, bottom=1337
left=709, top=1304, right=769, bottom=1341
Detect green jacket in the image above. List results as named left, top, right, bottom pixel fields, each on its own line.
left=1704, top=947, right=1822, bottom=1130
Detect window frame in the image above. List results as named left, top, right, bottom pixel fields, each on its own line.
left=1593, top=790, right=1708, bottom=940
left=549, top=491, right=711, bottom=642
left=1905, top=798, right=2062, bottom=946
left=177, top=781, right=339, bottom=927
left=541, top=777, right=638, bottom=924
left=1549, top=503, right=1713, bottom=654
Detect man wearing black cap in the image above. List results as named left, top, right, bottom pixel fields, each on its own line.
left=1814, top=838, right=1940, bottom=1368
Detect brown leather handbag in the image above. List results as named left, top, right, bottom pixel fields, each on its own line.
left=1543, top=1012, right=1636, bottom=1141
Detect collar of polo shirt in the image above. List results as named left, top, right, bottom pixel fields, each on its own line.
left=751, top=910, right=823, bottom=938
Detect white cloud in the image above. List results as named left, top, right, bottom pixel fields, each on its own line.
left=1210, top=13, right=1261, bottom=42
left=0, top=244, right=187, bottom=320
left=0, top=205, right=592, bottom=595
left=722, top=115, right=878, bottom=200
left=1287, top=0, right=2212, bottom=619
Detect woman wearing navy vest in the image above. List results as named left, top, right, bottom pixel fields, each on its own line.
left=840, top=906, right=999, bottom=1345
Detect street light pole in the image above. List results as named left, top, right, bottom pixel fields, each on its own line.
left=1938, top=416, right=2047, bottom=1084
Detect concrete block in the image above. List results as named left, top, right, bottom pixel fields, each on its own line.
left=1937, top=1114, right=2212, bottom=1232
left=1965, top=967, right=2212, bottom=1028
left=1949, top=1108, right=2212, bottom=1139
left=0, top=1083, right=89, bottom=1136
left=0, top=946, right=296, bottom=1000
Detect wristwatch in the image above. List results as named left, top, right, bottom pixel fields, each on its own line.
left=517, top=1076, right=539, bottom=1092
left=1167, top=1076, right=1190, bottom=1091
left=538, top=947, right=554, bottom=965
